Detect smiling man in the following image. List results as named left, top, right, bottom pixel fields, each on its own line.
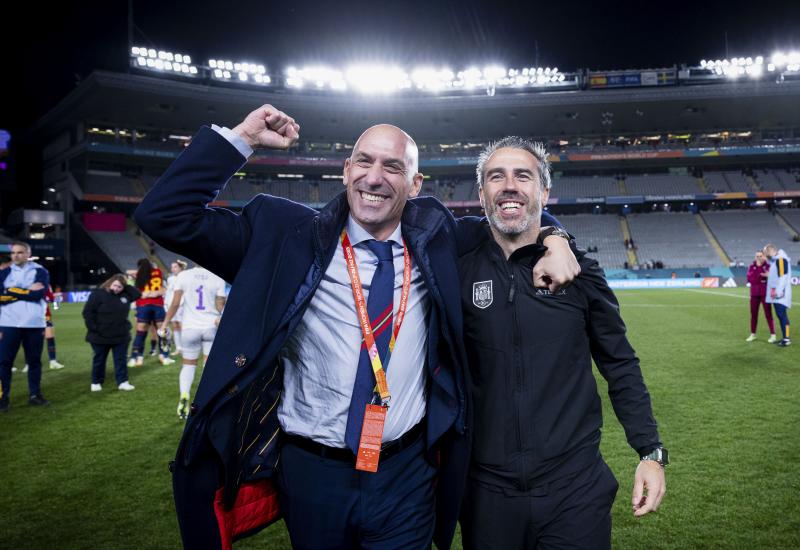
left=458, top=137, right=667, bottom=550
left=135, top=106, right=579, bottom=549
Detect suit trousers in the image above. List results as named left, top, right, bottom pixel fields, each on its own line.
left=461, top=457, right=619, bottom=550
left=277, top=433, right=437, bottom=550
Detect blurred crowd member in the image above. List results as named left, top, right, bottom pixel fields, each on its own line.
left=745, top=250, right=775, bottom=342
left=129, top=258, right=174, bottom=366
left=0, top=254, right=10, bottom=269
left=44, top=285, right=66, bottom=369
left=0, top=242, right=51, bottom=411
left=83, top=274, right=140, bottom=391
left=160, top=265, right=226, bottom=420
left=764, top=244, right=792, bottom=347
left=164, top=259, right=189, bottom=356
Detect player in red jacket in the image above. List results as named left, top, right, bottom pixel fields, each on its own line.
left=745, top=250, right=776, bottom=342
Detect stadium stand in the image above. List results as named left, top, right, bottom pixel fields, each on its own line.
left=557, top=214, right=628, bottom=268
left=721, top=171, right=756, bottom=192
left=702, top=172, right=731, bottom=193
left=753, top=169, right=785, bottom=192
left=624, top=174, right=701, bottom=196
left=550, top=175, right=619, bottom=199
left=703, top=210, right=800, bottom=264
left=779, top=209, right=800, bottom=235
left=87, top=227, right=152, bottom=272
left=626, top=212, right=721, bottom=268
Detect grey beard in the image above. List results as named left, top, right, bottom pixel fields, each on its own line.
left=487, top=204, right=541, bottom=237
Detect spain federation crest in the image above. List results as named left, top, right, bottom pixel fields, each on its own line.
left=472, top=280, right=493, bottom=309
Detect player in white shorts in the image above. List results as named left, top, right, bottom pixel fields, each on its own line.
left=160, top=266, right=226, bottom=419
left=165, top=259, right=188, bottom=356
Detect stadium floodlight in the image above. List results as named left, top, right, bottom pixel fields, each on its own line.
left=209, top=57, right=271, bottom=85
left=131, top=47, right=198, bottom=76
left=411, top=67, right=454, bottom=91
left=345, top=64, right=411, bottom=94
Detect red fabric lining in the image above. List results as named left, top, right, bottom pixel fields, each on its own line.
left=213, top=479, right=281, bottom=550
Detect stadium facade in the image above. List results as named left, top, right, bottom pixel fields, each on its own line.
left=17, top=54, right=800, bottom=287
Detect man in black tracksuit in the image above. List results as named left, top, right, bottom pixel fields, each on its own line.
left=459, top=138, right=667, bottom=549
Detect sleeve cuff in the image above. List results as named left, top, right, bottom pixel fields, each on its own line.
left=211, top=124, right=254, bottom=159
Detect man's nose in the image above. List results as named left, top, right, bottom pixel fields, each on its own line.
left=364, top=163, right=384, bottom=185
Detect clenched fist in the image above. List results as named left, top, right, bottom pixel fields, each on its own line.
left=232, top=104, right=300, bottom=150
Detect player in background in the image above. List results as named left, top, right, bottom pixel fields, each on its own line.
left=44, top=286, right=65, bottom=369
left=745, top=250, right=776, bottom=342
left=165, top=259, right=189, bottom=356
left=129, top=258, right=175, bottom=366
left=764, top=244, right=792, bottom=347
left=159, top=265, right=226, bottom=419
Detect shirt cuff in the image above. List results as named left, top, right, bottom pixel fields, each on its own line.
left=211, top=124, right=254, bottom=159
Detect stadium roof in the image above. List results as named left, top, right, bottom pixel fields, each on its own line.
left=32, top=70, right=800, bottom=143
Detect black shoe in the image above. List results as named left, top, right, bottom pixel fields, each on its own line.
left=28, top=394, right=51, bottom=406
left=777, top=339, right=792, bottom=347
left=0, top=398, right=8, bottom=412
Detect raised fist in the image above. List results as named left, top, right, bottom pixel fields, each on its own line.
left=232, top=104, right=300, bottom=150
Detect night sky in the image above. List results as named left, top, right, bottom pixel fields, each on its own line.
left=7, top=0, right=800, bottom=134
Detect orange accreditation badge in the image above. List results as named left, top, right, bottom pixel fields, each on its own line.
left=355, top=404, right=388, bottom=472
left=340, top=230, right=412, bottom=472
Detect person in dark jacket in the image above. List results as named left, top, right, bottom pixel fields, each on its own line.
left=459, top=137, right=667, bottom=550
left=745, top=250, right=776, bottom=342
left=133, top=105, right=580, bottom=550
left=83, top=274, right=141, bottom=392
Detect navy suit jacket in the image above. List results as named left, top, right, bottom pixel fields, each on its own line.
left=135, top=127, right=563, bottom=549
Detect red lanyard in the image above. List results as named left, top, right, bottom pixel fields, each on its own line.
left=340, top=229, right=412, bottom=407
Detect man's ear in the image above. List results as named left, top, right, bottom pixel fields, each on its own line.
left=342, top=158, right=351, bottom=186
left=409, top=172, right=423, bottom=198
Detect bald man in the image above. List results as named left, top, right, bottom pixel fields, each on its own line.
left=135, top=105, right=579, bottom=550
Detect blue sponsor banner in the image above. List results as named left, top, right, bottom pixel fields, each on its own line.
left=64, top=291, right=93, bottom=303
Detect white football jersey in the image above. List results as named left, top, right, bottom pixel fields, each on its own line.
left=174, top=267, right=226, bottom=330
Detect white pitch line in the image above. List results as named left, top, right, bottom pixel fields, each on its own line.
left=681, top=288, right=800, bottom=306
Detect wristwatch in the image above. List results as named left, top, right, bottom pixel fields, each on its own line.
left=640, top=447, right=669, bottom=467
left=538, top=226, right=571, bottom=244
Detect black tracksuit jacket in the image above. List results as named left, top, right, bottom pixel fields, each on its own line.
left=459, top=231, right=661, bottom=490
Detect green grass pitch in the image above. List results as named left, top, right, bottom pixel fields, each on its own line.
left=1, top=287, right=797, bottom=549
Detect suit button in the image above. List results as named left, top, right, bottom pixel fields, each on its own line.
left=190, top=403, right=198, bottom=415
left=226, top=384, right=238, bottom=396
left=234, top=354, right=247, bottom=368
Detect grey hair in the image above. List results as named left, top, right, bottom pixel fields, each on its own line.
left=475, top=136, right=552, bottom=190
left=11, top=241, right=32, bottom=253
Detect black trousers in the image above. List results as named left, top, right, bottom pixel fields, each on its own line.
left=461, top=457, right=619, bottom=550
left=90, top=342, right=129, bottom=385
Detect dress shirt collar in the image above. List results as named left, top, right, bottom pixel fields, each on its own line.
left=346, top=215, right=402, bottom=248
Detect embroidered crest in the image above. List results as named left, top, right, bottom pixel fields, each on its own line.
left=120, top=297, right=128, bottom=304
left=472, top=280, right=493, bottom=309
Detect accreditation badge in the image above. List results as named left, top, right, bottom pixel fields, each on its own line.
left=355, top=404, right=387, bottom=472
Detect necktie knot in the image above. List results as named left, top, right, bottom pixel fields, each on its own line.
left=367, top=240, right=394, bottom=263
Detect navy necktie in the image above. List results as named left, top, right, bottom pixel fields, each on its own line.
left=345, top=239, right=395, bottom=453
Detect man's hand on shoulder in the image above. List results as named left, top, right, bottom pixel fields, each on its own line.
left=232, top=104, right=301, bottom=150
left=534, top=233, right=580, bottom=292
left=632, top=460, right=666, bottom=517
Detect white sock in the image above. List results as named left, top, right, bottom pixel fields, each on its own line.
left=173, top=331, right=182, bottom=352
left=179, top=364, right=197, bottom=396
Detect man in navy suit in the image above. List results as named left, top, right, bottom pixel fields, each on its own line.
left=135, top=104, right=578, bottom=549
